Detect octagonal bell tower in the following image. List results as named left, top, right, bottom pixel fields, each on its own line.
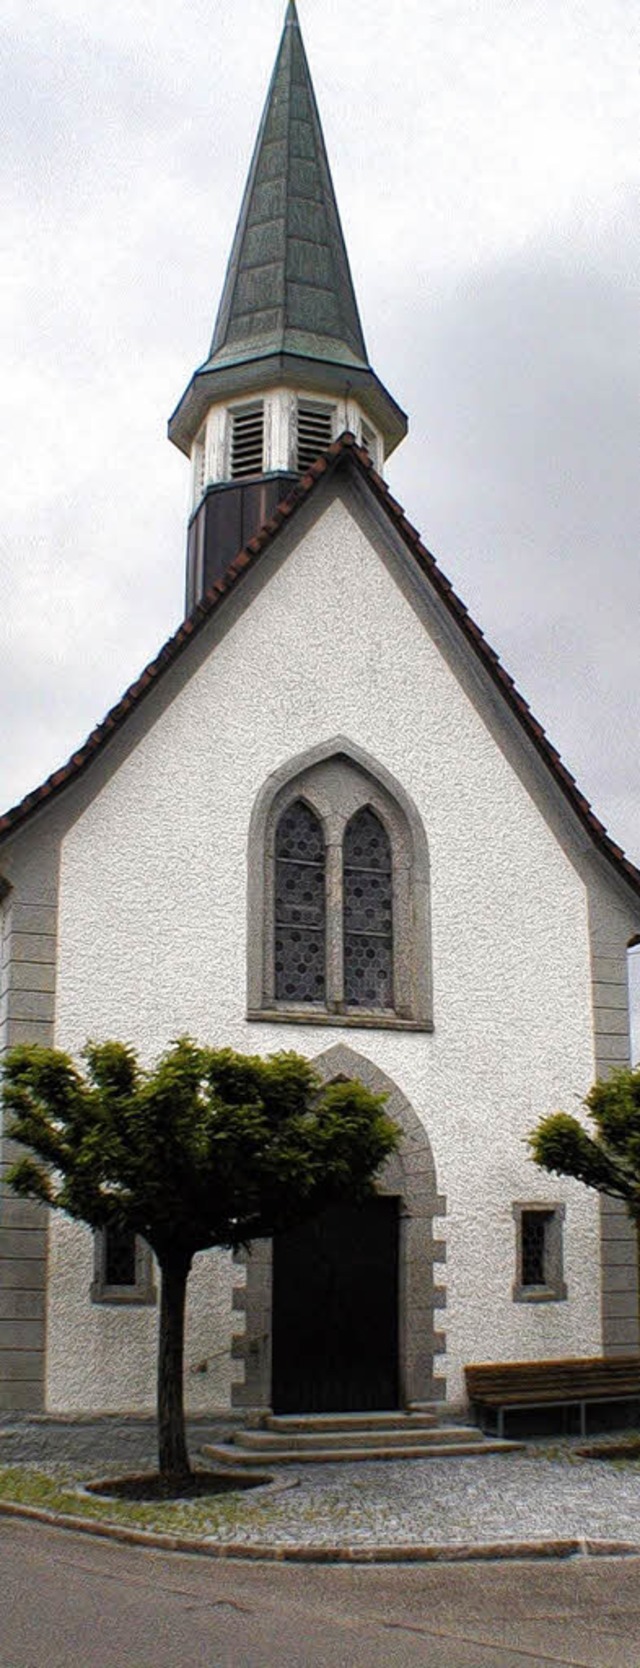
left=169, top=0, right=407, bottom=613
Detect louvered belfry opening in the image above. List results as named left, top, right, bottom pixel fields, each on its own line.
left=172, top=0, right=408, bottom=619
left=297, top=401, right=334, bottom=472
left=343, top=808, right=393, bottom=1009
left=275, top=800, right=326, bottom=1002
left=361, top=423, right=378, bottom=466
left=230, top=403, right=265, bottom=479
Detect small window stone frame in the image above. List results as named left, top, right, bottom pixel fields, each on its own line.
left=247, top=738, right=433, bottom=1031
left=91, top=1230, right=157, bottom=1306
left=512, top=1202, right=567, bottom=1303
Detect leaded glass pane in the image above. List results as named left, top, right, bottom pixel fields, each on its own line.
left=275, top=801, right=326, bottom=1002
left=276, top=804, right=325, bottom=864
left=105, top=1226, right=137, bottom=1287
left=521, top=1212, right=550, bottom=1286
left=343, top=808, right=393, bottom=1009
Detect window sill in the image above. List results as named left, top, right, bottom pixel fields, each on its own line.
left=512, top=1284, right=568, bottom=1304
left=90, top=1283, right=157, bottom=1307
left=247, top=1008, right=433, bottom=1033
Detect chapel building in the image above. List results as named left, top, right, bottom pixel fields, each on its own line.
left=1, top=1, right=639, bottom=1419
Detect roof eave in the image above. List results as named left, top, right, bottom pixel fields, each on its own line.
left=168, top=355, right=408, bottom=458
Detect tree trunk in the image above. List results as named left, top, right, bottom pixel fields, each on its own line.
left=157, top=1252, right=192, bottom=1486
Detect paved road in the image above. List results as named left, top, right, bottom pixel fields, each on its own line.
left=3, top=1518, right=640, bottom=1667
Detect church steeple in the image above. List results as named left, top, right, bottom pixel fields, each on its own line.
left=208, top=0, right=368, bottom=377
left=170, top=2, right=407, bottom=612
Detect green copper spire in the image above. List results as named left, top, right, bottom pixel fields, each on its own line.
left=169, top=4, right=407, bottom=461
left=209, top=0, right=368, bottom=372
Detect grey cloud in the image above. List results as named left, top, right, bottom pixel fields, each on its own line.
left=385, top=223, right=640, bottom=860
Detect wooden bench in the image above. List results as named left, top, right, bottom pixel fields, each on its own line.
left=465, top=1356, right=640, bottom=1439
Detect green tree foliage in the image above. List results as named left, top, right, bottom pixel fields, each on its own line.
left=529, top=1067, right=640, bottom=1222
left=2, top=1039, right=399, bottom=1485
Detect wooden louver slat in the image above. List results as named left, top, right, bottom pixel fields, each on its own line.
left=361, top=424, right=378, bottom=467
left=297, top=403, right=333, bottom=472
left=231, top=405, right=264, bottom=479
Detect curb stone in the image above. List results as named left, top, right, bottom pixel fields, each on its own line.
left=1, top=1499, right=640, bottom=1565
left=80, top=1471, right=297, bottom=1500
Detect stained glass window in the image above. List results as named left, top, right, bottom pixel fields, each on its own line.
left=275, top=801, right=326, bottom=1002
left=343, top=808, right=393, bottom=1008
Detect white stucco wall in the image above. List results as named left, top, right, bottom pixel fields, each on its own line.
left=49, top=491, right=600, bottom=1409
left=46, top=1217, right=239, bottom=1412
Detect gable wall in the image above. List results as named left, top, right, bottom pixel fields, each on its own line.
left=42, top=491, right=614, bottom=1408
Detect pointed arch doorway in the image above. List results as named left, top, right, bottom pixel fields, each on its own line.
left=233, top=1047, right=445, bottom=1414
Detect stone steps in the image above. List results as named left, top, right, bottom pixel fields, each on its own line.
left=201, top=1411, right=523, bottom=1468
left=202, top=1437, right=521, bottom=1466
left=264, top=1410, right=438, bottom=1433
left=237, top=1424, right=482, bottom=1454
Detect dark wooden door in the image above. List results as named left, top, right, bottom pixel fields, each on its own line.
left=272, top=1197, right=399, bottom=1414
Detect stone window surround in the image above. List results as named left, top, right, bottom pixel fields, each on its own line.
left=512, top=1201, right=567, bottom=1303
left=91, top=1229, right=157, bottom=1306
left=247, top=737, right=433, bottom=1031
left=231, top=1043, right=447, bottom=1412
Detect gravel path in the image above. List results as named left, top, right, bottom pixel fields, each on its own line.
left=2, top=1418, right=640, bottom=1548
left=223, top=1451, right=640, bottom=1548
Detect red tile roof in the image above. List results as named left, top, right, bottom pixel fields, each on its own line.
left=2, top=433, right=640, bottom=899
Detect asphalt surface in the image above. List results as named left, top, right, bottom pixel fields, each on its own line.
left=3, top=1516, right=640, bottom=1667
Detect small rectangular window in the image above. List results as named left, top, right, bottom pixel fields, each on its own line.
left=297, top=401, right=334, bottom=471
left=521, top=1210, right=552, bottom=1286
left=230, top=404, right=264, bottom=479
left=512, top=1202, right=566, bottom=1302
left=105, top=1226, right=137, bottom=1287
left=92, top=1228, right=157, bottom=1305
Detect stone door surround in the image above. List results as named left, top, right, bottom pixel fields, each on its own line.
left=232, top=1044, right=446, bottom=1411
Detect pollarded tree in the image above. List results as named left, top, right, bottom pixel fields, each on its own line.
left=529, top=1066, right=640, bottom=1222
left=2, top=1039, right=398, bottom=1486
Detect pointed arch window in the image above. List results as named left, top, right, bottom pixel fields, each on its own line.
left=249, top=745, right=433, bottom=1031
left=343, top=809, right=393, bottom=1009
left=275, top=801, right=326, bottom=1004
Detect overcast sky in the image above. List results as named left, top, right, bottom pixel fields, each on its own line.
left=2, top=0, right=639, bottom=1024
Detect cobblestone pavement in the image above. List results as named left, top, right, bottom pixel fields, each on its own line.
left=3, top=1418, right=640, bottom=1548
